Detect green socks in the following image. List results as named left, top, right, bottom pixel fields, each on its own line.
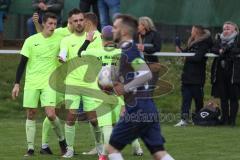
left=26, top=119, right=36, bottom=150
left=42, top=116, right=65, bottom=148
left=65, top=124, right=75, bottom=151
left=90, top=124, right=103, bottom=155
left=51, top=116, right=65, bottom=141
left=90, top=124, right=102, bottom=144
left=42, top=117, right=51, bottom=146
left=101, top=125, right=113, bottom=155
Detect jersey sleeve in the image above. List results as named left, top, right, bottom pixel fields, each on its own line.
left=118, top=96, right=125, bottom=106
left=88, top=32, right=103, bottom=49
left=20, top=38, right=31, bottom=58
left=59, top=37, right=69, bottom=61
left=131, top=57, right=146, bottom=71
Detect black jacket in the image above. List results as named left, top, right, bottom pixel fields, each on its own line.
left=32, top=0, right=64, bottom=15
left=181, top=31, right=213, bottom=85
left=211, top=35, right=240, bottom=84
left=136, top=30, right=161, bottom=63
left=0, top=0, right=11, bottom=12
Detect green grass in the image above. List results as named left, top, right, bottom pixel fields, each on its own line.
left=0, top=119, right=240, bottom=160
left=1, top=45, right=240, bottom=159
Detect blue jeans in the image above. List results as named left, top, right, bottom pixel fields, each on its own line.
left=98, top=0, right=120, bottom=29
left=0, top=11, right=6, bottom=32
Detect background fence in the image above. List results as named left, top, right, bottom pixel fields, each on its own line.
left=3, top=0, right=239, bottom=41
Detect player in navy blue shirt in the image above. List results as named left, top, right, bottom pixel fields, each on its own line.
left=106, top=14, right=175, bottom=160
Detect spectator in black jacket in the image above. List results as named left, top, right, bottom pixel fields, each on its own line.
left=80, top=0, right=100, bottom=30
left=27, top=0, right=64, bottom=36
left=175, top=25, right=213, bottom=127
left=211, top=21, right=240, bottom=126
left=136, top=16, right=161, bottom=95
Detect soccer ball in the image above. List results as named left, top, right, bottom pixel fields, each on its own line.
left=98, top=65, right=118, bottom=94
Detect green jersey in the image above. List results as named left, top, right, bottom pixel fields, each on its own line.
left=21, top=32, right=63, bottom=89
left=81, top=47, right=121, bottom=66
left=54, top=27, right=72, bottom=38
left=82, top=47, right=124, bottom=105
left=60, top=31, right=102, bottom=88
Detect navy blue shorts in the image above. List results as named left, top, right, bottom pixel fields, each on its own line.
left=109, top=99, right=165, bottom=154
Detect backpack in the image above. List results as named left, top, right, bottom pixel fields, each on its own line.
left=193, top=102, right=220, bottom=126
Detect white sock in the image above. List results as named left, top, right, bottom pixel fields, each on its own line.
left=41, top=144, right=49, bottom=149
left=102, top=125, right=113, bottom=155
left=131, top=139, right=141, bottom=150
left=108, top=153, right=124, bottom=160
left=162, top=154, right=175, bottom=160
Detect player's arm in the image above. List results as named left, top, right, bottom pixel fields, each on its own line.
left=124, top=58, right=152, bottom=92
left=114, top=58, right=152, bottom=95
left=12, top=55, right=28, bottom=100
left=77, top=31, right=96, bottom=57
left=32, top=12, right=43, bottom=33
left=58, top=37, right=68, bottom=62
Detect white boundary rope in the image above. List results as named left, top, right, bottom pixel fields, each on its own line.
left=153, top=52, right=218, bottom=57
left=0, top=50, right=20, bottom=54
left=1, top=49, right=238, bottom=58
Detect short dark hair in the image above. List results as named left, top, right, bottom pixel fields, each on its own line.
left=85, top=12, right=98, bottom=27
left=68, top=8, right=84, bottom=18
left=114, top=14, right=138, bottom=38
left=42, top=12, right=57, bottom=23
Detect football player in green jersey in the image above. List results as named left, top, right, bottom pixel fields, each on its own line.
left=59, top=9, right=104, bottom=158
left=31, top=9, right=79, bottom=156
left=12, top=13, right=66, bottom=157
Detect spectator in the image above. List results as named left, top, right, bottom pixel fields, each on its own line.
left=27, top=0, right=64, bottom=36
left=211, top=21, right=240, bottom=126
left=0, top=0, right=11, bottom=48
left=175, top=25, right=213, bottom=127
left=136, top=16, right=161, bottom=95
left=79, top=0, right=100, bottom=30
left=98, top=0, right=120, bottom=29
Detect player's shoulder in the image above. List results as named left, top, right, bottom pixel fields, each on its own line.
left=82, top=48, right=102, bottom=56
left=61, top=33, right=74, bottom=42
left=55, top=27, right=71, bottom=37
left=27, top=33, right=42, bottom=40
left=111, top=48, right=121, bottom=55
left=23, top=33, right=42, bottom=44
left=94, top=30, right=101, bottom=36
left=122, top=42, right=141, bottom=61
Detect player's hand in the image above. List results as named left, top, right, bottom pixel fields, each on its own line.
left=42, top=5, right=48, bottom=11
left=32, top=12, right=39, bottom=24
left=58, top=56, right=66, bottom=63
left=12, top=84, right=20, bottom=100
left=38, top=2, right=46, bottom=10
left=176, top=46, right=181, bottom=53
left=120, top=106, right=126, bottom=117
left=137, top=44, right=144, bottom=52
left=86, top=31, right=96, bottom=42
left=113, top=82, right=125, bottom=96
left=219, top=49, right=224, bottom=55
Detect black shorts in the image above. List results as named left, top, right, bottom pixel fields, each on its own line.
left=109, top=99, right=165, bottom=154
